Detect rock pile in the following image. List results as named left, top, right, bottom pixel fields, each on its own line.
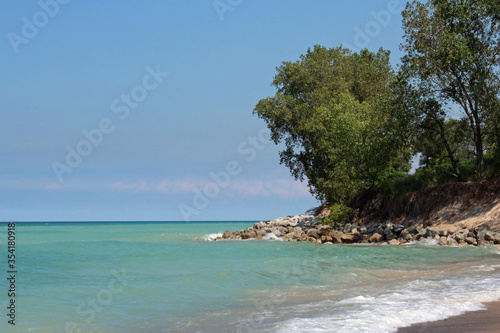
left=214, top=215, right=500, bottom=246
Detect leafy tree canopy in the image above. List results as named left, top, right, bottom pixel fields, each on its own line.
left=254, top=1, right=500, bottom=209
left=401, top=0, right=500, bottom=178
left=254, top=46, right=413, bottom=204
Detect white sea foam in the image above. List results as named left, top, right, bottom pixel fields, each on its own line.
left=202, top=231, right=284, bottom=242
left=404, top=237, right=439, bottom=246
left=274, top=269, right=500, bottom=333
left=263, top=232, right=283, bottom=241
left=203, top=233, right=223, bottom=241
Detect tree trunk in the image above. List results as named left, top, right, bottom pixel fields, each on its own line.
left=474, top=122, right=485, bottom=179
left=436, top=120, right=462, bottom=181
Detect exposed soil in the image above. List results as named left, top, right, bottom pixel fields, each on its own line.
left=352, top=173, right=500, bottom=232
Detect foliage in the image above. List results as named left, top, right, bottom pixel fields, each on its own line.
left=322, top=204, right=353, bottom=226
left=254, top=46, right=414, bottom=204
left=401, top=0, right=500, bottom=179
left=253, top=0, right=500, bottom=208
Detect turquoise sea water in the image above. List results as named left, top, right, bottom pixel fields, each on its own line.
left=1, top=221, right=499, bottom=333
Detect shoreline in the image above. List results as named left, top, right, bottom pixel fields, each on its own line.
left=397, top=301, right=500, bottom=333
left=216, top=214, right=500, bottom=247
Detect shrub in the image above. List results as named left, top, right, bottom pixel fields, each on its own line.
left=323, top=204, right=353, bottom=226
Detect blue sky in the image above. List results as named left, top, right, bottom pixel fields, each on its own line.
left=1, top=0, right=408, bottom=221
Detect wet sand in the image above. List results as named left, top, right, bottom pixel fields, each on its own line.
left=397, top=301, right=500, bottom=333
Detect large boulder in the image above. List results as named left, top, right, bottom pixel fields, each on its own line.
left=330, top=231, right=343, bottom=244
left=321, top=235, right=333, bottom=243
left=340, top=233, right=360, bottom=244
left=453, top=229, right=468, bottom=242
left=256, top=229, right=267, bottom=237
left=292, top=227, right=304, bottom=240
left=399, top=230, right=412, bottom=242
left=393, top=224, right=405, bottom=235
left=388, top=239, right=400, bottom=246
left=253, top=221, right=267, bottom=229
left=465, top=237, right=477, bottom=246
left=484, top=231, right=500, bottom=244
left=367, top=223, right=378, bottom=234
left=240, top=229, right=256, bottom=240
left=306, top=228, right=320, bottom=239
left=426, top=227, right=443, bottom=238
left=369, top=233, right=384, bottom=243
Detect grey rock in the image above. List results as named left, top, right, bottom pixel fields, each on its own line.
left=306, top=229, right=320, bottom=238
left=484, top=231, right=500, bottom=244
left=465, top=237, right=477, bottom=246
left=400, top=230, right=412, bottom=241
left=393, top=224, right=405, bottom=235
left=367, top=224, right=378, bottom=234
left=453, top=229, right=468, bottom=242
left=343, top=223, right=352, bottom=233
left=426, top=227, right=443, bottom=238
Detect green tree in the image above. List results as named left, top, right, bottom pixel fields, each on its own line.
left=401, top=0, right=500, bottom=179
left=392, top=73, right=463, bottom=180
left=254, top=46, right=412, bottom=204
left=416, top=115, right=472, bottom=179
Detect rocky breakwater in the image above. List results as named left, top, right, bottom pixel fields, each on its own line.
left=215, top=215, right=500, bottom=247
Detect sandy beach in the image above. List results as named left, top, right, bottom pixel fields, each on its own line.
left=397, top=301, right=500, bottom=333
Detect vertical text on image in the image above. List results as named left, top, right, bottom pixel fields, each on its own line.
left=6, top=222, right=17, bottom=326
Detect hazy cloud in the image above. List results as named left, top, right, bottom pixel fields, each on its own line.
left=110, top=175, right=311, bottom=199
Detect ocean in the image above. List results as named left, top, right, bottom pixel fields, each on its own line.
left=1, top=221, right=499, bottom=333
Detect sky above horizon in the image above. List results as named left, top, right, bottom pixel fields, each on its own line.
left=1, top=0, right=408, bottom=222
